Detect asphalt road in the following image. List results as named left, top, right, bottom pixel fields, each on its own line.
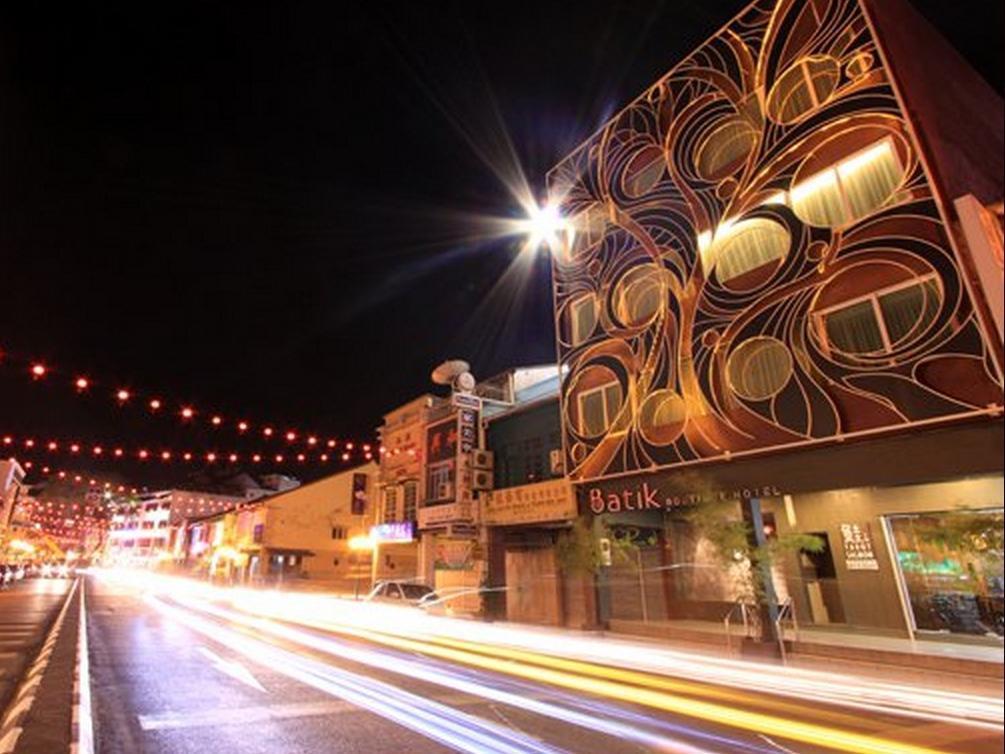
left=0, top=577, right=71, bottom=711
left=84, top=577, right=1003, bottom=754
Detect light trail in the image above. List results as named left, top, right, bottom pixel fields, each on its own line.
left=144, top=593, right=570, bottom=754
left=165, top=591, right=759, bottom=754
left=91, top=569, right=1003, bottom=744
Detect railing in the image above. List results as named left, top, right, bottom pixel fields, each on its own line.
left=723, top=600, right=752, bottom=652
left=775, top=597, right=798, bottom=664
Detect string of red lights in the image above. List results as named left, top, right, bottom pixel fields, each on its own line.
left=3, top=349, right=375, bottom=449
left=3, top=432, right=378, bottom=467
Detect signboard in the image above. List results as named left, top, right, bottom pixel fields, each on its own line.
left=417, top=501, right=473, bottom=529
left=582, top=480, right=783, bottom=515
left=434, top=536, right=474, bottom=571
left=370, top=521, right=414, bottom=543
left=426, top=419, right=458, bottom=464
left=457, top=407, right=479, bottom=455
left=484, top=479, right=577, bottom=526
left=351, top=473, right=368, bottom=515
left=840, top=522, right=880, bottom=571
left=451, top=393, right=482, bottom=410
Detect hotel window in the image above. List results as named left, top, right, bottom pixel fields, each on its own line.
left=790, top=139, right=905, bottom=228
left=564, top=205, right=607, bottom=260
left=331, top=526, right=347, bottom=540
left=702, top=219, right=789, bottom=285
left=815, top=275, right=941, bottom=356
left=622, top=145, right=665, bottom=198
left=569, top=295, right=597, bottom=346
left=402, top=481, right=418, bottom=523
left=427, top=462, right=454, bottom=501
left=766, top=55, right=840, bottom=124
left=577, top=380, right=623, bottom=436
left=694, top=117, right=757, bottom=181
left=614, top=265, right=663, bottom=326
left=383, top=486, right=399, bottom=523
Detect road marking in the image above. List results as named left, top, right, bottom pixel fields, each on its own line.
left=71, top=581, right=95, bottom=754
left=197, top=646, right=266, bottom=692
left=138, top=700, right=355, bottom=730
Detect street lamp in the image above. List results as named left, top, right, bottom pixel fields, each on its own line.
left=347, top=533, right=375, bottom=599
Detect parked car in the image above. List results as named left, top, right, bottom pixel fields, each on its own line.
left=365, top=580, right=437, bottom=606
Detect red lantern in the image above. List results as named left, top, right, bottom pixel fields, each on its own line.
left=116, top=389, right=131, bottom=402
left=149, top=398, right=162, bottom=410
left=181, top=407, right=195, bottom=420
left=31, top=363, right=47, bottom=378
left=75, top=376, right=90, bottom=391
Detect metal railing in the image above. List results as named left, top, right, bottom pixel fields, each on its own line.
left=775, top=597, right=798, bottom=664
left=723, top=600, right=752, bottom=652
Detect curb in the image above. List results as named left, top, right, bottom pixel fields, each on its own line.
left=0, top=579, right=79, bottom=754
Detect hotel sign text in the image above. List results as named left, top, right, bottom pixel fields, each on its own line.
left=585, top=483, right=783, bottom=514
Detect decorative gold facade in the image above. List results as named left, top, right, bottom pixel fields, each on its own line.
left=547, top=0, right=1003, bottom=481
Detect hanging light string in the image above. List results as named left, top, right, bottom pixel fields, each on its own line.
left=4, top=350, right=376, bottom=450
left=3, top=432, right=378, bottom=467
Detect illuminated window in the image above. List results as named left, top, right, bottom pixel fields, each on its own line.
left=569, top=295, right=597, bottom=345
left=766, top=55, right=840, bottom=124
left=702, top=218, right=789, bottom=286
left=623, top=145, right=665, bottom=197
left=402, top=481, right=418, bottom=523
left=815, top=275, right=940, bottom=356
left=564, top=205, right=607, bottom=260
left=790, top=139, right=905, bottom=228
left=577, top=380, right=623, bottom=436
left=726, top=337, right=793, bottom=401
left=694, top=118, right=757, bottom=181
left=426, top=462, right=453, bottom=501
left=614, top=266, right=663, bottom=326
left=382, top=486, right=398, bottom=523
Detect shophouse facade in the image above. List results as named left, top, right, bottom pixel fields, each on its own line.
left=547, top=0, right=1004, bottom=647
left=178, top=462, right=382, bottom=591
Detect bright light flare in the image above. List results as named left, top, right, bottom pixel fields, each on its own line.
left=514, top=200, right=568, bottom=255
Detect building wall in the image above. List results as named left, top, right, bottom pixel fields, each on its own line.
left=487, top=400, right=564, bottom=488
left=547, top=0, right=1004, bottom=484
left=262, top=462, right=380, bottom=588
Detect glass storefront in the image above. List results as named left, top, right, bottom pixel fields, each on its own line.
left=886, top=509, right=1003, bottom=638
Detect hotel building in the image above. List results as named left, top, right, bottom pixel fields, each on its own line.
left=547, top=0, right=1003, bottom=650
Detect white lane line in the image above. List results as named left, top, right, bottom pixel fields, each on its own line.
left=70, top=581, right=95, bottom=754
left=138, top=701, right=355, bottom=730
left=137, top=692, right=492, bottom=732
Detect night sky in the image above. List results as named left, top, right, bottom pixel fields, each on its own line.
left=2, top=1, right=1001, bottom=488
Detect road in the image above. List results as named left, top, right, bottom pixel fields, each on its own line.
left=83, top=574, right=1003, bottom=754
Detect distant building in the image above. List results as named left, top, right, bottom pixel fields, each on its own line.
left=178, top=462, right=381, bottom=591
left=0, top=459, right=26, bottom=530
left=106, top=488, right=255, bottom=564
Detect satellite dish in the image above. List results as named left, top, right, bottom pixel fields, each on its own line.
left=431, top=359, right=471, bottom=385
left=453, top=371, right=476, bottom=393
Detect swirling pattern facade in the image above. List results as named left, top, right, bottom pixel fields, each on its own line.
left=547, top=0, right=1003, bottom=482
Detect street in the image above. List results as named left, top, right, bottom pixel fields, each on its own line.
left=80, top=574, right=1002, bottom=754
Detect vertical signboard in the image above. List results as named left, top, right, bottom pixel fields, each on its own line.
left=351, top=473, right=368, bottom=515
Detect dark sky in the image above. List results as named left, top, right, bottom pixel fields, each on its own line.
left=1, top=1, right=1001, bottom=487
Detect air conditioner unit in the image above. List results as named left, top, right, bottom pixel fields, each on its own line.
left=471, top=449, right=494, bottom=470
left=472, top=469, right=493, bottom=491
left=436, top=482, right=454, bottom=500
left=549, top=449, right=565, bottom=475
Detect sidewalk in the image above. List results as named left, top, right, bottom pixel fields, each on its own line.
left=605, top=616, right=1004, bottom=687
